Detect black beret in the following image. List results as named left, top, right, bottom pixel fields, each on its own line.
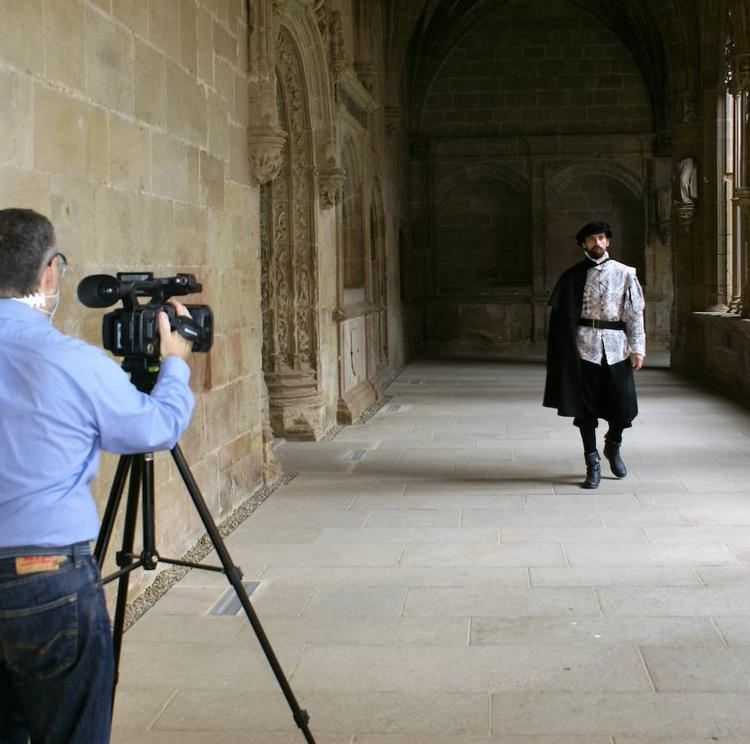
left=575, top=221, right=612, bottom=245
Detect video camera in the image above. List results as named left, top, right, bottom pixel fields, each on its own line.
left=77, top=272, right=213, bottom=359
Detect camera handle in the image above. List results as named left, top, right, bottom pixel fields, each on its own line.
left=94, top=445, right=316, bottom=743
left=168, top=314, right=202, bottom=344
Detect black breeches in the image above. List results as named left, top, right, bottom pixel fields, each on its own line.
left=573, top=356, right=637, bottom=451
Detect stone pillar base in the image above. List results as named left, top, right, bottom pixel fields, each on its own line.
left=266, top=370, right=327, bottom=441
left=337, top=380, right=377, bottom=425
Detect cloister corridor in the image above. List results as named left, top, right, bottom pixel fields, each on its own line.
left=109, top=356, right=750, bottom=743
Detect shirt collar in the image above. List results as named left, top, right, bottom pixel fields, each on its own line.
left=0, top=297, right=51, bottom=324
left=584, top=251, right=610, bottom=265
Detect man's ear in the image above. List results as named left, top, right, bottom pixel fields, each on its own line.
left=37, top=260, right=56, bottom=295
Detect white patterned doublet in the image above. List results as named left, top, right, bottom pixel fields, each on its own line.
left=576, top=258, right=646, bottom=365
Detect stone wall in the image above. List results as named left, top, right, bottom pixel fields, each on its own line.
left=420, top=0, right=652, bottom=139
left=0, top=0, right=411, bottom=593
left=409, top=0, right=671, bottom=357
left=0, top=0, right=263, bottom=585
left=679, top=313, right=750, bottom=403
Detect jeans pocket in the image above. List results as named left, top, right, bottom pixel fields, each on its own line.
left=0, top=593, right=78, bottom=681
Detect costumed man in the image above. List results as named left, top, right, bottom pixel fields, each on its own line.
left=0, top=208, right=195, bottom=743
left=543, top=220, right=646, bottom=488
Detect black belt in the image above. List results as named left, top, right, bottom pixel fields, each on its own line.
left=578, top=318, right=626, bottom=330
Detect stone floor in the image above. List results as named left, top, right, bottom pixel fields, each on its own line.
left=111, top=357, right=750, bottom=744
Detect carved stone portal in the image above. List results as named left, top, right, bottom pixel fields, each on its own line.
left=260, top=29, right=326, bottom=440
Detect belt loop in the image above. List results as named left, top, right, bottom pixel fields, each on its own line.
left=72, top=542, right=85, bottom=568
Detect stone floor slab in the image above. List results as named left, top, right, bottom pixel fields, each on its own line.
left=111, top=359, right=750, bottom=741
left=490, top=692, right=738, bottom=737
left=470, top=617, right=724, bottom=647
left=291, top=644, right=652, bottom=692
left=154, top=689, right=491, bottom=736
left=403, top=587, right=599, bottom=617
left=530, top=566, right=700, bottom=587
left=641, top=646, right=750, bottom=691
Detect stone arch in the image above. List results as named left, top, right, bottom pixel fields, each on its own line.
left=545, top=160, right=647, bottom=290
left=277, top=1, right=337, bottom=168
left=435, top=172, right=533, bottom=293
left=435, top=162, right=530, bottom=208
left=546, top=159, right=645, bottom=203
left=260, top=24, right=325, bottom=439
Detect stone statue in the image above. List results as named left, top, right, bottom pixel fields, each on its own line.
left=678, top=157, right=698, bottom=202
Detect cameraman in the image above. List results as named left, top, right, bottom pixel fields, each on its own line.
left=0, top=208, right=195, bottom=743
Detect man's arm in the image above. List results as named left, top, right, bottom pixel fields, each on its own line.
left=81, top=301, right=195, bottom=454
left=624, top=270, right=646, bottom=371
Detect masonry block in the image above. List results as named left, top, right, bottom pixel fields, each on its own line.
left=85, top=6, right=134, bottom=114
left=0, top=69, right=33, bottom=168
left=34, top=84, right=108, bottom=181
left=135, top=37, right=167, bottom=127
left=167, top=60, right=207, bottom=147
left=149, top=0, right=181, bottom=61
left=111, top=0, right=148, bottom=36
left=151, top=131, right=188, bottom=201
left=0, top=0, right=44, bottom=73
left=109, top=114, right=149, bottom=191
left=45, top=0, right=85, bottom=91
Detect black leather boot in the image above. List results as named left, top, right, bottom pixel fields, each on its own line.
left=603, top=437, right=627, bottom=478
left=582, top=450, right=601, bottom=489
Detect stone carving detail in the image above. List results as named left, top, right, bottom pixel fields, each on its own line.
left=318, top=163, right=347, bottom=208
left=678, top=157, right=698, bottom=203
left=355, top=63, right=377, bottom=93
left=329, top=9, right=346, bottom=78
left=248, top=125, right=288, bottom=185
left=313, top=0, right=328, bottom=38
left=262, top=29, right=317, bottom=376
left=674, top=157, right=698, bottom=233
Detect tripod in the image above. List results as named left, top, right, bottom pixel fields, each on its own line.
left=94, top=363, right=315, bottom=743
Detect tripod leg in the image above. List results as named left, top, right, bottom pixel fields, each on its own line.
left=95, top=455, right=133, bottom=565
left=170, top=444, right=316, bottom=744
left=140, top=453, right=158, bottom=569
left=110, top=455, right=143, bottom=694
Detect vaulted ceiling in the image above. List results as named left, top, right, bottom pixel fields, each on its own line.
left=381, top=0, right=706, bottom=135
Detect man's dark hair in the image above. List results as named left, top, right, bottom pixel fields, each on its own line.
left=0, top=208, right=56, bottom=297
left=575, top=220, right=612, bottom=246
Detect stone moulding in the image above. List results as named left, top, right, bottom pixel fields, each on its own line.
left=675, top=199, right=696, bottom=233
left=317, top=165, right=346, bottom=207
left=337, top=66, right=378, bottom=126
left=248, top=125, right=288, bottom=185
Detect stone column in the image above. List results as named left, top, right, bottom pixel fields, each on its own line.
left=247, top=0, right=287, bottom=477
left=728, top=52, right=750, bottom=317
left=247, top=0, right=287, bottom=186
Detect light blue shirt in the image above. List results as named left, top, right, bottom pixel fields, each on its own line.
left=0, top=299, right=195, bottom=548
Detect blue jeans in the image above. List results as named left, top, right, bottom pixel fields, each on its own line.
left=0, top=544, right=114, bottom=744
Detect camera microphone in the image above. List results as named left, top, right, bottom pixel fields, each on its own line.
left=77, top=274, right=121, bottom=308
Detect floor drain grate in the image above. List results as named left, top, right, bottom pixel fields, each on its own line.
left=210, top=581, right=260, bottom=616
left=344, top=449, right=368, bottom=461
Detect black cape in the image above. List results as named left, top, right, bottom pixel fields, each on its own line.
left=542, top=258, right=594, bottom=417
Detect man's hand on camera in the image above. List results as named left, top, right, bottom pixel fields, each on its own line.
left=159, top=300, right=193, bottom=361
